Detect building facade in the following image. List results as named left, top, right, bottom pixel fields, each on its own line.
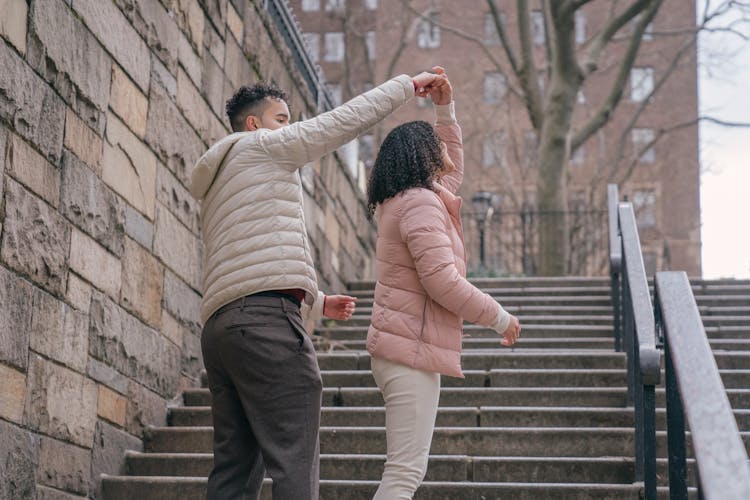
left=290, top=0, right=701, bottom=276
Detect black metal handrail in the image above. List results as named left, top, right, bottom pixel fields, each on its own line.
left=616, top=200, right=661, bottom=499
left=608, top=184, right=622, bottom=352
left=655, top=272, right=750, bottom=499
left=264, top=0, right=334, bottom=111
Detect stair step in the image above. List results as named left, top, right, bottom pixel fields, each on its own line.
left=315, top=337, right=617, bottom=351
left=341, top=314, right=615, bottom=326
left=315, top=324, right=614, bottom=340
left=100, top=475, right=698, bottom=500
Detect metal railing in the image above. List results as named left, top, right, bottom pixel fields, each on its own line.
left=610, top=192, right=660, bottom=498
left=655, top=272, right=750, bottom=499
left=264, top=0, right=334, bottom=112
left=607, top=183, right=750, bottom=499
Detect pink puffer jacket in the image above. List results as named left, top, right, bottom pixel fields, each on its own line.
left=366, top=104, right=506, bottom=378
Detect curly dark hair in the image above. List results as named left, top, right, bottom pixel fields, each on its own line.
left=226, top=82, right=290, bottom=132
left=366, top=121, right=443, bottom=219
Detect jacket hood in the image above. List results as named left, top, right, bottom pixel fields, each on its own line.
left=190, top=132, right=249, bottom=200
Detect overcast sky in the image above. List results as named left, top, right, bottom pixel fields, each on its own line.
left=697, top=1, right=750, bottom=279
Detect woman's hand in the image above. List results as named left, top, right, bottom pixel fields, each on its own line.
left=500, top=315, right=521, bottom=347
left=428, top=66, right=452, bottom=105
left=323, top=295, right=357, bottom=321
left=412, top=71, right=449, bottom=98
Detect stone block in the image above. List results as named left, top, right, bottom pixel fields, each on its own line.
left=116, top=0, right=180, bottom=73
left=124, top=204, right=154, bottom=250
left=151, top=54, right=177, bottom=99
left=162, top=270, right=202, bottom=333
left=0, top=420, right=39, bottom=500
left=86, top=357, right=129, bottom=396
left=125, top=380, right=168, bottom=436
left=91, top=420, right=142, bottom=495
left=97, top=384, right=128, bottom=427
left=110, top=65, right=149, bottom=138
left=145, top=83, right=204, bottom=187
left=226, top=2, right=243, bottom=43
left=71, top=0, right=151, bottom=91
left=1, top=179, right=71, bottom=295
left=0, top=363, right=26, bottom=423
left=202, top=53, right=226, bottom=117
left=25, top=355, right=98, bottom=448
left=69, top=228, right=122, bottom=299
left=153, top=203, right=203, bottom=290
left=178, top=30, right=203, bottom=89
left=176, top=67, right=228, bottom=145
left=200, top=0, right=227, bottom=33
left=27, top=0, right=111, bottom=114
left=204, top=24, right=225, bottom=70
left=89, top=292, right=181, bottom=396
left=0, top=265, right=34, bottom=370
left=37, top=485, right=88, bottom=500
left=161, top=309, right=186, bottom=347
left=224, top=34, right=252, bottom=88
left=102, top=113, right=157, bottom=220
left=37, top=436, right=92, bottom=496
left=61, top=151, right=126, bottom=257
left=66, top=273, right=93, bottom=313
left=156, top=162, right=201, bottom=235
left=182, top=330, right=203, bottom=380
left=0, top=41, right=66, bottom=163
left=167, top=0, right=205, bottom=54
left=64, top=109, right=103, bottom=174
left=120, top=237, right=164, bottom=327
left=0, top=0, right=28, bottom=54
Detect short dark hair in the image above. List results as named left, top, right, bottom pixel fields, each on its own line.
left=225, top=82, right=289, bottom=132
left=366, top=121, right=443, bottom=219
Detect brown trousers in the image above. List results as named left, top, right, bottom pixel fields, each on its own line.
left=201, top=293, right=322, bottom=500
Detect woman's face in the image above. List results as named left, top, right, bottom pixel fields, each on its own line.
left=437, top=140, right=455, bottom=177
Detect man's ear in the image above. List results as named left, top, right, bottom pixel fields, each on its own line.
left=245, top=115, right=260, bottom=131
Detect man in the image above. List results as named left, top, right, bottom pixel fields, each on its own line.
left=190, top=69, right=449, bottom=500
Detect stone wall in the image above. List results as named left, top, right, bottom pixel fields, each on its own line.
left=0, top=0, right=376, bottom=498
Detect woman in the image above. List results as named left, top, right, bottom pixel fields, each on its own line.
left=365, top=68, right=521, bottom=500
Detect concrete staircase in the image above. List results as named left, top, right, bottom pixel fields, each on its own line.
left=101, top=277, right=750, bottom=499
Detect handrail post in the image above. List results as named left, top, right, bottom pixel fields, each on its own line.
left=608, top=184, right=622, bottom=351
left=664, top=334, right=688, bottom=499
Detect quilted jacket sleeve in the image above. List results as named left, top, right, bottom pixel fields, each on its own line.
left=259, top=75, right=414, bottom=169
left=398, top=190, right=500, bottom=327
left=434, top=102, right=463, bottom=195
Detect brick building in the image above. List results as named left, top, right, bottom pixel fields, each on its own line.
left=290, top=0, right=702, bottom=276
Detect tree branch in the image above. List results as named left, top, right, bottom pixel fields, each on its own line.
left=571, top=0, right=662, bottom=151
left=517, top=0, right=545, bottom=130
left=487, top=0, right=521, bottom=74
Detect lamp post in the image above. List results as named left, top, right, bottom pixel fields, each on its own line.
left=472, top=191, right=494, bottom=271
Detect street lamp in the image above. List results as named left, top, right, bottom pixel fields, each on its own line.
left=472, top=191, right=495, bottom=270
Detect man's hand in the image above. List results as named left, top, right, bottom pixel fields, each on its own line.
left=500, top=315, right=521, bottom=347
left=324, top=295, right=357, bottom=321
left=428, top=66, right=452, bottom=105
left=412, top=70, right=449, bottom=98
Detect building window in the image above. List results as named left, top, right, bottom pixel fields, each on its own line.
left=359, top=134, right=375, bottom=168
left=327, top=82, right=343, bottom=106
left=630, top=67, right=654, bottom=102
left=302, top=0, right=320, bottom=11
left=484, top=12, right=504, bottom=45
left=364, top=0, right=378, bottom=10
left=324, top=32, right=345, bottom=62
left=642, top=251, right=657, bottom=275
left=483, top=72, right=507, bottom=104
left=325, top=0, right=345, bottom=12
left=482, top=132, right=505, bottom=168
left=571, top=145, right=584, bottom=165
left=363, top=81, right=374, bottom=92
left=302, top=33, right=320, bottom=63
left=417, top=13, right=441, bottom=49
left=632, top=189, right=656, bottom=229
left=365, top=31, right=376, bottom=60
left=531, top=10, right=545, bottom=45
left=643, top=22, right=654, bottom=41
left=575, top=11, right=586, bottom=44
left=632, top=128, right=656, bottom=163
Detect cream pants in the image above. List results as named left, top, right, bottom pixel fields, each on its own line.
left=371, top=356, right=441, bottom=500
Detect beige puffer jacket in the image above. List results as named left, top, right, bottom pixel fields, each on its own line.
left=190, top=75, right=414, bottom=325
